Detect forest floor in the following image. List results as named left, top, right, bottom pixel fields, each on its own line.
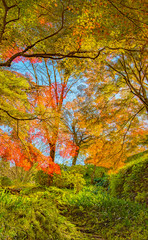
left=0, top=185, right=148, bottom=240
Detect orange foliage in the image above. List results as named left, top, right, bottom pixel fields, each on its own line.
left=85, top=139, right=126, bottom=171
left=0, top=131, right=60, bottom=175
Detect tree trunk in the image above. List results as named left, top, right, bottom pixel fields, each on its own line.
left=72, top=149, right=79, bottom=166
left=46, top=142, right=56, bottom=186
left=72, top=155, right=77, bottom=166
left=47, top=174, right=53, bottom=186
left=49, top=142, right=56, bottom=162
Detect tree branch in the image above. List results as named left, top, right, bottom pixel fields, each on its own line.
left=121, top=106, right=145, bottom=147
left=0, top=0, right=20, bottom=43
left=0, top=108, right=37, bottom=121
left=0, top=49, right=104, bottom=67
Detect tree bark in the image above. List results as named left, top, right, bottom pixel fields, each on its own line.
left=49, top=142, right=56, bottom=162
left=72, top=149, right=79, bottom=166
left=46, top=142, right=57, bottom=186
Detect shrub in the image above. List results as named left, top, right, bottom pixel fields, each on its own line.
left=55, top=164, right=108, bottom=186
left=34, top=170, right=52, bottom=186
left=0, top=176, right=12, bottom=187
left=53, top=170, right=86, bottom=193
left=94, top=174, right=109, bottom=188
left=83, top=165, right=108, bottom=185
left=69, top=165, right=86, bottom=175
left=110, top=157, right=148, bottom=204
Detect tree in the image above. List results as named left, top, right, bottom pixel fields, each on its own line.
left=62, top=99, right=94, bottom=165
left=106, top=46, right=148, bottom=113
left=74, top=58, right=148, bottom=170
left=0, top=0, right=147, bottom=177
left=0, top=129, right=60, bottom=179
left=21, top=59, right=85, bottom=162
left=0, top=0, right=147, bottom=67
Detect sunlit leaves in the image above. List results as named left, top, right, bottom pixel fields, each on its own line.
left=85, top=138, right=126, bottom=171
left=0, top=70, right=30, bottom=125
left=0, top=129, right=60, bottom=175
left=0, top=0, right=147, bottom=175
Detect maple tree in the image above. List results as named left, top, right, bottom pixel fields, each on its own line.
left=76, top=57, right=148, bottom=171
left=0, top=0, right=147, bottom=176
left=0, top=64, right=63, bottom=178
left=0, top=59, right=84, bottom=177
left=22, top=59, right=84, bottom=163
left=0, top=129, right=60, bottom=178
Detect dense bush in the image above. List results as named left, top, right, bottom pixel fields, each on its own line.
left=0, top=176, right=12, bottom=187
left=110, top=157, right=148, bottom=204
left=0, top=190, right=82, bottom=240
left=53, top=170, right=86, bottom=193
left=94, top=174, right=109, bottom=188
left=83, top=165, right=108, bottom=185
left=58, top=164, right=108, bottom=186
left=69, top=165, right=86, bottom=175
left=34, top=170, right=53, bottom=186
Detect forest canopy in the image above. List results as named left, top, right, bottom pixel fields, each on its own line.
left=0, top=0, right=147, bottom=175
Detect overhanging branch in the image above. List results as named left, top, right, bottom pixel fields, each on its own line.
left=0, top=108, right=37, bottom=121
left=0, top=49, right=105, bottom=67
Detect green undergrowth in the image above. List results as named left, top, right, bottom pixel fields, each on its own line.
left=56, top=186, right=148, bottom=240
left=126, top=150, right=148, bottom=163
left=110, top=156, right=148, bottom=204
left=1, top=184, right=148, bottom=240
left=0, top=154, right=147, bottom=240
left=0, top=190, right=83, bottom=240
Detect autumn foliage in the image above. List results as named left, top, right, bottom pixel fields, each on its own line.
left=0, top=0, right=147, bottom=176
left=0, top=130, right=60, bottom=175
